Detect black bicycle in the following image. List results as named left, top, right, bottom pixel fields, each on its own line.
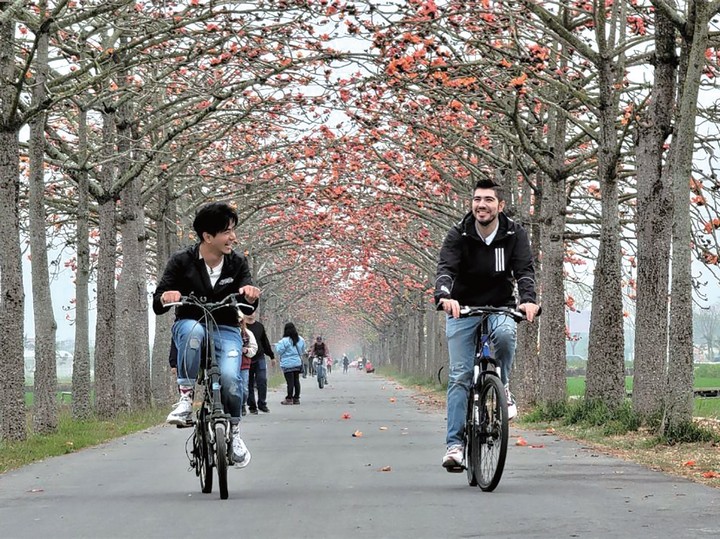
left=166, top=293, right=255, bottom=500
left=460, top=305, right=527, bottom=492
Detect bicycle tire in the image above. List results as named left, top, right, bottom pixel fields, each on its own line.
left=198, top=409, right=213, bottom=493
left=475, top=375, right=508, bottom=491
left=318, top=372, right=324, bottom=389
left=465, top=391, right=478, bottom=486
left=215, top=422, right=229, bottom=500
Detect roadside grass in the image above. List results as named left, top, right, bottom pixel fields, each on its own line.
left=376, top=365, right=720, bottom=488
left=0, top=406, right=167, bottom=474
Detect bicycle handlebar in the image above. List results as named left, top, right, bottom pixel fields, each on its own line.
left=458, top=305, right=535, bottom=322
left=164, top=292, right=256, bottom=315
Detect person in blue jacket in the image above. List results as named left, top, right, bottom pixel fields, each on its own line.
left=275, top=322, right=306, bottom=405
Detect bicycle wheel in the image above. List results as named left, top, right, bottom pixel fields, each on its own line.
left=474, top=375, right=508, bottom=491
left=465, top=391, right=478, bottom=486
left=215, top=422, right=229, bottom=500
left=197, top=409, right=213, bottom=493
left=318, top=371, right=324, bottom=389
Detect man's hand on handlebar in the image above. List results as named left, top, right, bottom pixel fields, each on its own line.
left=439, top=298, right=461, bottom=319
left=518, top=302, right=540, bottom=322
left=161, top=290, right=181, bottom=306
left=239, top=285, right=261, bottom=302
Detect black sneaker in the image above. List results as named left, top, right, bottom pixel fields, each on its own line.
left=258, top=405, right=270, bottom=413
left=249, top=408, right=258, bottom=415
left=241, top=405, right=248, bottom=416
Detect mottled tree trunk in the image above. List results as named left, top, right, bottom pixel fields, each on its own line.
left=663, top=1, right=710, bottom=431
left=29, top=6, right=58, bottom=434
left=632, top=7, right=675, bottom=421
left=72, top=107, right=92, bottom=420
left=0, top=11, right=26, bottom=442
left=585, top=56, right=626, bottom=408
left=151, top=180, right=178, bottom=404
left=94, top=109, right=118, bottom=419
left=513, top=173, right=540, bottom=407
left=537, top=95, right=569, bottom=406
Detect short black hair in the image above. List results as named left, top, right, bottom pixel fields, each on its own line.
left=473, top=179, right=506, bottom=203
left=193, top=201, right=238, bottom=239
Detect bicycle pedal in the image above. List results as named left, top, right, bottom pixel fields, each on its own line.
left=442, top=461, right=465, bottom=473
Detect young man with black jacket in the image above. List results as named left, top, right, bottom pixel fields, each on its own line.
left=244, top=312, right=275, bottom=414
left=153, top=201, right=261, bottom=468
left=434, top=179, right=539, bottom=471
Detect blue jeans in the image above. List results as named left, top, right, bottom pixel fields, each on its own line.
left=172, top=319, right=245, bottom=424
left=445, top=314, right=517, bottom=447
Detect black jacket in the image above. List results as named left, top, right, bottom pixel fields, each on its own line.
left=153, top=243, right=254, bottom=326
left=434, top=212, right=537, bottom=308
left=246, top=320, right=274, bottom=362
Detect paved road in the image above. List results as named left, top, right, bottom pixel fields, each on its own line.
left=1, top=370, right=718, bottom=538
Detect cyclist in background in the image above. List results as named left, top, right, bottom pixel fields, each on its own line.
left=434, top=179, right=539, bottom=471
left=153, top=201, right=261, bottom=467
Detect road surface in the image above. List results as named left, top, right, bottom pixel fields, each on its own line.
left=1, top=369, right=718, bottom=538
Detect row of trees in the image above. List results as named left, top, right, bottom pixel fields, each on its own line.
left=1, top=1, right=719, bottom=442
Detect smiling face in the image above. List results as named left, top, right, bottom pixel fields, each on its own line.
left=203, top=224, right=237, bottom=256
left=472, top=187, right=505, bottom=228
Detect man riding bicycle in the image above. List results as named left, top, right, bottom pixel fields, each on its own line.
left=435, top=179, right=539, bottom=470
left=153, top=201, right=261, bottom=468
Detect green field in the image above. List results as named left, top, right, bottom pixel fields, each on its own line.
left=567, top=376, right=720, bottom=418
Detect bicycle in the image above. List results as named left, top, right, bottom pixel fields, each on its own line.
left=314, top=356, right=328, bottom=388
left=165, top=293, right=255, bottom=500
left=457, top=305, right=527, bottom=492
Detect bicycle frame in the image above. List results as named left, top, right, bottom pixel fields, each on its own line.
left=168, top=293, right=255, bottom=499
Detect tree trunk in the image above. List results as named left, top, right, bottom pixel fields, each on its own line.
left=29, top=5, right=59, bottom=434
left=585, top=57, right=626, bottom=408
left=72, top=106, right=92, bottom=420
left=537, top=97, right=568, bottom=406
left=663, top=1, right=710, bottom=431
left=151, top=179, right=178, bottom=404
left=94, top=109, right=118, bottom=419
left=632, top=7, right=675, bottom=421
left=0, top=11, right=26, bottom=442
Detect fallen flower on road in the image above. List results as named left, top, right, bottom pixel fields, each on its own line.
left=702, top=471, right=719, bottom=478
left=389, top=397, right=396, bottom=403
left=379, top=466, right=392, bottom=472
left=352, top=430, right=363, bottom=437
left=530, top=444, right=545, bottom=449
left=341, top=413, right=351, bottom=419
left=516, top=437, right=528, bottom=446
left=379, top=426, right=388, bottom=431
left=683, top=460, right=696, bottom=467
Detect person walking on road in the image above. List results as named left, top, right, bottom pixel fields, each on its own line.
left=275, top=322, right=306, bottom=405
left=244, top=312, right=275, bottom=413
left=153, top=201, right=261, bottom=467
left=434, top=179, right=539, bottom=471
left=240, top=316, right=258, bottom=416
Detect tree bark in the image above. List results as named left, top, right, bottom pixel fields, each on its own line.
left=94, top=108, right=118, bottom=419
left=29, top=3, right=59, bottom=434
left=0, top=8, right=26, bottom=442
left=663, top=0, right=711, bottom=431
left=632, top=6, right=676, bottom=421
left=72, top=106, right=92, bottom=420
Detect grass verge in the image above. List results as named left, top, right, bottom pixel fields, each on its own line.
left=0, top=406, right=167, bottom=474
left=377, top=366, right=720, bottom=489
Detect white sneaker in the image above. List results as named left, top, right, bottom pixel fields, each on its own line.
left=232, top=426, right=251, bottom=468
left=166, top=395, right=193, bottom=425
left=505, top=385, right=517, bottom=421
left=442, top=444, right=464, bottom=469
